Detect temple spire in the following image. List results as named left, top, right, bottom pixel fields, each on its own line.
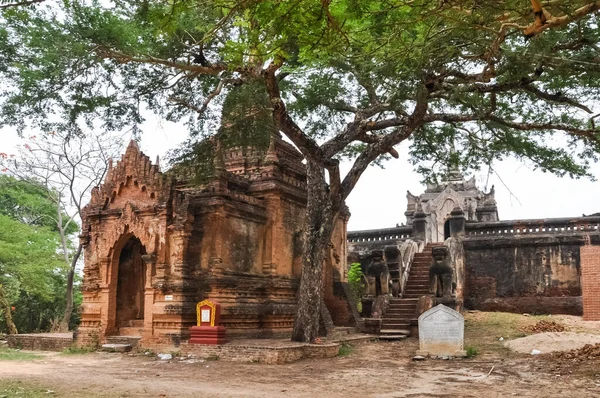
left=445, top=142, right=463, bottom=182
left=264, top=133, right=280, bottom=165
left=213, top=138, right=226, bottom=173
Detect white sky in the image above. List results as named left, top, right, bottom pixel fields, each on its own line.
left=2, top=118, right=599, bottom=232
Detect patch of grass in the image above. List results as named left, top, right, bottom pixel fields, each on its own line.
left=0, top=347, right=42, bottom=361
left=338, top=343, right=353, bottom=357
left=61, top=345, right=95, bottom=355
left=0, top=380, right=50, bottom=397
left=205, top=354, right=220, bottom=361
left=465, top=345, right=479, bottom=358
left=464, top=312, right=545, bottom=357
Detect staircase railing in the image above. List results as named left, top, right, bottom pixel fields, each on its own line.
left=399, top=240, right=422, bottom=298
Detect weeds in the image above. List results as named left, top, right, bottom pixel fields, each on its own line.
left=465, top=346, right=479, bottom=358
left=61, top=345, right=95, bottom=355
left=0, top=347, right=42, bottom=361
left=0, top=380, right=50, bottom=397
left=338, top=343, right=353, bottom=357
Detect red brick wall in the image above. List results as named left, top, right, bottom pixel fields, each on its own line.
left=581, top=245, right=600, bottom=320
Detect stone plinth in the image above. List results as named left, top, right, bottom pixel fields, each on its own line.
left=416, top=304, right=466, bottom=358
left=189, top=326, right=227, bottom=345
left=189, top=299, right=227, bottom=345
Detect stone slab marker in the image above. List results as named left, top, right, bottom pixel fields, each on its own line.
left=416, top=304, right=466, bottom=357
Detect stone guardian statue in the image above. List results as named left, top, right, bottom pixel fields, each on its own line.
left=366, top=249, right=390, bottom=297
left=429, top=246, right=454, bottom=298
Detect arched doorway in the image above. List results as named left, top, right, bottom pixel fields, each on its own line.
left=444, top=219, right=451, bottom=241
left=115, top=236, right=146, bottom=328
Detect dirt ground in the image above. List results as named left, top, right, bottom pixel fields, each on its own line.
left=2, top=312, right=600, bottom=398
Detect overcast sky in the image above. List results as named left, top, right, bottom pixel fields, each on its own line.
left=3, top=118, right=599, bottom=232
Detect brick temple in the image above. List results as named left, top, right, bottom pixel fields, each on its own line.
left=76, top=138, right=352, bottom=347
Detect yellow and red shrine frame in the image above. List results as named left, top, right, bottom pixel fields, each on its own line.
left=196, top=300, right=217, bottom=326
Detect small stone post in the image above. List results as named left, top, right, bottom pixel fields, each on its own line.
left=412, top=209, right=427, bottom=243
left=449, top=207, right=466, bottom=238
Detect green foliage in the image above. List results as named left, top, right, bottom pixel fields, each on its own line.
left=0, top=175, right=77, bottom=235
left=168, top=80, right=273, bottom=184
left=61, top=345, right=95, bottom=355
left=0, top=347, right=42, bottom=361
left=337, top=343, right=353, bottom=357
left=0, top=380, right=49, bottom=398
left=348, top=262, right=365, bottom=311
left=1, top=1, right=598, bottom=182
left=0, top=177, right=76, bottom=333
left=465, top=345, right=479, bottom=358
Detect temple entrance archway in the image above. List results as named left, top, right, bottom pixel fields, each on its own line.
left=114, top=235, right=146, bottom=329
left=444, top=219, right=451, bottom=241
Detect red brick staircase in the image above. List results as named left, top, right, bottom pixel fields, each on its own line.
left=379, top=243, right=442, bottom=339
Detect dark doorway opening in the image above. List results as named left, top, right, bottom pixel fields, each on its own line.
left=444, top=219, right=451, bottom=241
left=116, top=236, right=146, bottom=328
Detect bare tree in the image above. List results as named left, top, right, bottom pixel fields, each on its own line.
left=3, top=131, right=124, bottom=330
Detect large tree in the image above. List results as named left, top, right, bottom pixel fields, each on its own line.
left=1, top=132, right=123, bottom=330
left=1, top=0, right=600, bottom=342
left=0, top=175, right=70, bottom=333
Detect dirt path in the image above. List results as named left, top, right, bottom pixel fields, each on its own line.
left=3, top=313, right=600, bottom=397
left=2, top=340, right=600, bottom=398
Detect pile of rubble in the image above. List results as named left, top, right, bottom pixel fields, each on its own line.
left=552, top=343, right=600, bottom=362
left=520, top=320, right=566, bottom=334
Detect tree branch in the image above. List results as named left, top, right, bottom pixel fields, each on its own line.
left=522, top=84, right=592, bottom=113
left=95, top=47, right=228, bottom=76
left=263, top=61, right=335, bottom=167
left=524, top=1, right=600, bottom=37
left=0, top=0, right=44, bottom=9
left=487, top=116, right=600, bottom=142
left=340, top=86, right=429, bottom=199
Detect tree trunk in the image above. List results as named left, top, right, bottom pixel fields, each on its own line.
left=0, top=284, right=18, bottom=334
left=61, top=243, right=82, bottom=330
left=291, top=160, right=337, bottom=342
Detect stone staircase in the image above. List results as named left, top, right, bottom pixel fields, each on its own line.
left=103, top=319, right=144, bottom=350
left=117, top=319, right=144, bottom=337
left=379, top=243, right=442, bottom=339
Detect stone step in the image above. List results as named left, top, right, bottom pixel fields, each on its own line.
left=385, top=315, right=413, bottom=320
left=105, top=336, right=141, bottom=348
left=383, top=313, right=412, bottom=319
left=406, top=283, right=429, bottom=288
left=381, top=322, right=410, bottom=328
left=118, top=327, right=144, bottom=337
left=383, top=319, right=412, bottom=324
left=386, top=305, right=416, bottom=310
left=389, top=298, right=418, bottom=303
left=379, top=328, right=410, bottom=336
left=101, top=343, right=132, bottom=353
left=403, top=292, right=428, bottom=297
left=387, top=304, right=418, bottom=309
left=378, top=334, right=408, bottom=340
left=385, top=309, right=414, bottom=315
